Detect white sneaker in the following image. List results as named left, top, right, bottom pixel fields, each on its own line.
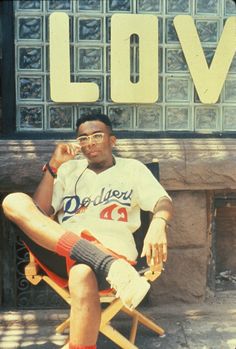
left=106, top=259, right=150, bottom=309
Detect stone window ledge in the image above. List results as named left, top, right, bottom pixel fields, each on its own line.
left=0, top=139, right=236, bottom=192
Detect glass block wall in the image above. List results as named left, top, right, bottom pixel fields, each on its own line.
left=14, top=0, right=236, bottom=133
left=0, top=10, right=2, bottom=133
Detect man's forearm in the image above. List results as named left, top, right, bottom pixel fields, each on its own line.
left=152, top=197, right=173, bottom=223
left=33, top=156, right=62, bottom=216
left=33, top=170, right=55, bottom=216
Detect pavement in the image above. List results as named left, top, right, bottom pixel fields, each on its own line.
left=0, top=290, right=235, bottom=349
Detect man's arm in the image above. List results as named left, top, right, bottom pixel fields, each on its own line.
left=33, top=143, right=80, bottom=216
left=141, top=196, right=173, bottom=266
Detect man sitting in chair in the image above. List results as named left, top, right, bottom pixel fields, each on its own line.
left=3, top=113, right=173, bottom=349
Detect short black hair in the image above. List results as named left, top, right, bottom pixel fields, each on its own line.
left=76, top=113, right=113, bottom=133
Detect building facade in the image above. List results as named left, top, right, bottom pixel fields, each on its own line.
left=0, top=0, right=236, bottom=308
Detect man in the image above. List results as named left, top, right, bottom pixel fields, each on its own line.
left=3, top=114, right=173, bottom=349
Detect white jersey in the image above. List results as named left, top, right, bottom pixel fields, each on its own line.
left=52, top=157, right=171, bottom=261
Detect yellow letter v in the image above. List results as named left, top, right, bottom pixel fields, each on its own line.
left=174, top=15, right=236, bottom=104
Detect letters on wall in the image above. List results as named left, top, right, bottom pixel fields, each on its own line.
left=50, top=13, right=236, bottom=104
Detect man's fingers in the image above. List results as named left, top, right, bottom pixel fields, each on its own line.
left=158, top=244, right=163, bottom=259
left=142, top=242, right=168, bottom=265
left=65, top=143, right=81, bottom=156
left=141, top=243, right=152, bottom=265
left=71, top=142, right=81, bottom=153
left=152, top=244, right=159, bottom=264
left=163, top=243, right=168, bottom=262
left=152, top=244, right=167, bottom=265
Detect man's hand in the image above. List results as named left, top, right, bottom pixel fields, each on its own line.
left=141, top=218, right=167, bottom=267
left=50, top=142, right=81, bottom=169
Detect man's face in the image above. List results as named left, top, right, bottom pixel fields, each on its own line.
left=77, top=120, right=116, bottom=165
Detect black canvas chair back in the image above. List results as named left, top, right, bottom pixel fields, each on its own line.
left=134, top=161, right=160, bottom=271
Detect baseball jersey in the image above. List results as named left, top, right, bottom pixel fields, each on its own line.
left=52, top=157, right=171, bottom=261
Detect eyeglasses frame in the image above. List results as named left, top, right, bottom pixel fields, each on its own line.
left=76, top=132, right=105, bottom=147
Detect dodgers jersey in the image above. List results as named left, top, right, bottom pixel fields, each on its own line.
left=52, top=157, right=170, bottom=261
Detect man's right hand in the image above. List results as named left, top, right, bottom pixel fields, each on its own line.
left=49, top=142, right=81, bottom=169
left=33, top=143, right=81, bottom=215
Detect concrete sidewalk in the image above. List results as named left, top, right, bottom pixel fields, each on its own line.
left=0, top=291, right=235, bottom=349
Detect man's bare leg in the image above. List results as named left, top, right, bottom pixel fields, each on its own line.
left=2, top=192, right=118, bottom=282
left=67, top=264, right=101, bottom=347
left=4, top=193, right=100, bottom=348
left=3, top=192, right=151, bottom=321
left=3, top=192, right=68, bottom=250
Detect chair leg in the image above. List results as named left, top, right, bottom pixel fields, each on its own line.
left=100, top=298, right=123, bottom=328
left=101, top=323, right=139, bottom=349
left=55, top=298, right=123, bottom=335
left=129, top=315, right=139, bottom=344
left=122, top=307, right=165, bottom=336
left=55, top=298, right=123, bottom=333
left=56, top=317, right=70, bottom=334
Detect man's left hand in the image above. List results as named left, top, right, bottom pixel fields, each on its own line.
left=141, top=218, right=167, bottom=266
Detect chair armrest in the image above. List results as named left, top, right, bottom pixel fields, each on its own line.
left=143, top=261, right=163, bottom=282
left=25, top=252, right=42, bottom=285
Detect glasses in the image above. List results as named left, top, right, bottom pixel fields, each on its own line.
left=76, top=132, right=105, bottom=147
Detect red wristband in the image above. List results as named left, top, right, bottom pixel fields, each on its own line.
left=42, top=162, right=57, bottom=178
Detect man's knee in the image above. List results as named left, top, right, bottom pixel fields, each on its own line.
left=2, top=192, right=32, bottom=218
left=69, top=264, right=98, bottom=300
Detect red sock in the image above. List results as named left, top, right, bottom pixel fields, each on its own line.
left=55, top=231, right=117, bottom=277
left=55, top=231, right=80, bottom=257
left=69, top=344, right=96, bottom=349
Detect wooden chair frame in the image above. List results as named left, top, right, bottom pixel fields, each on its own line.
left=25, top=253, right=165, bottom=349
left=24, top=161, right=165, bottom=348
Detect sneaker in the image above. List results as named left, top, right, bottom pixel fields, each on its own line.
left=106, top=259, right=150, bottom=309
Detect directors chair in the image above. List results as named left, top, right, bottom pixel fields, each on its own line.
left=24, top=161, right=166, bottom=349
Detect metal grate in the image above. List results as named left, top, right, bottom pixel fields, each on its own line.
left=16, top=238, right=68, bottom=308
left=214, top=195, right=236, bottom=292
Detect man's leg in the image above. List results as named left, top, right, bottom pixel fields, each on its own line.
left=11, top=222, right=68, bottom=279
left=3, top=192, right=150, bottom=310
left=67, top=264, right=101, bottom=348
left=3, top=192, right=70, bottom=251
left=4, top=193, right=100, bottom=349
left=3, top=193, right=115, bottom=281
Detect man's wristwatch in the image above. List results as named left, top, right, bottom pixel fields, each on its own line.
left=42, top=162, right=57, bottom=178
